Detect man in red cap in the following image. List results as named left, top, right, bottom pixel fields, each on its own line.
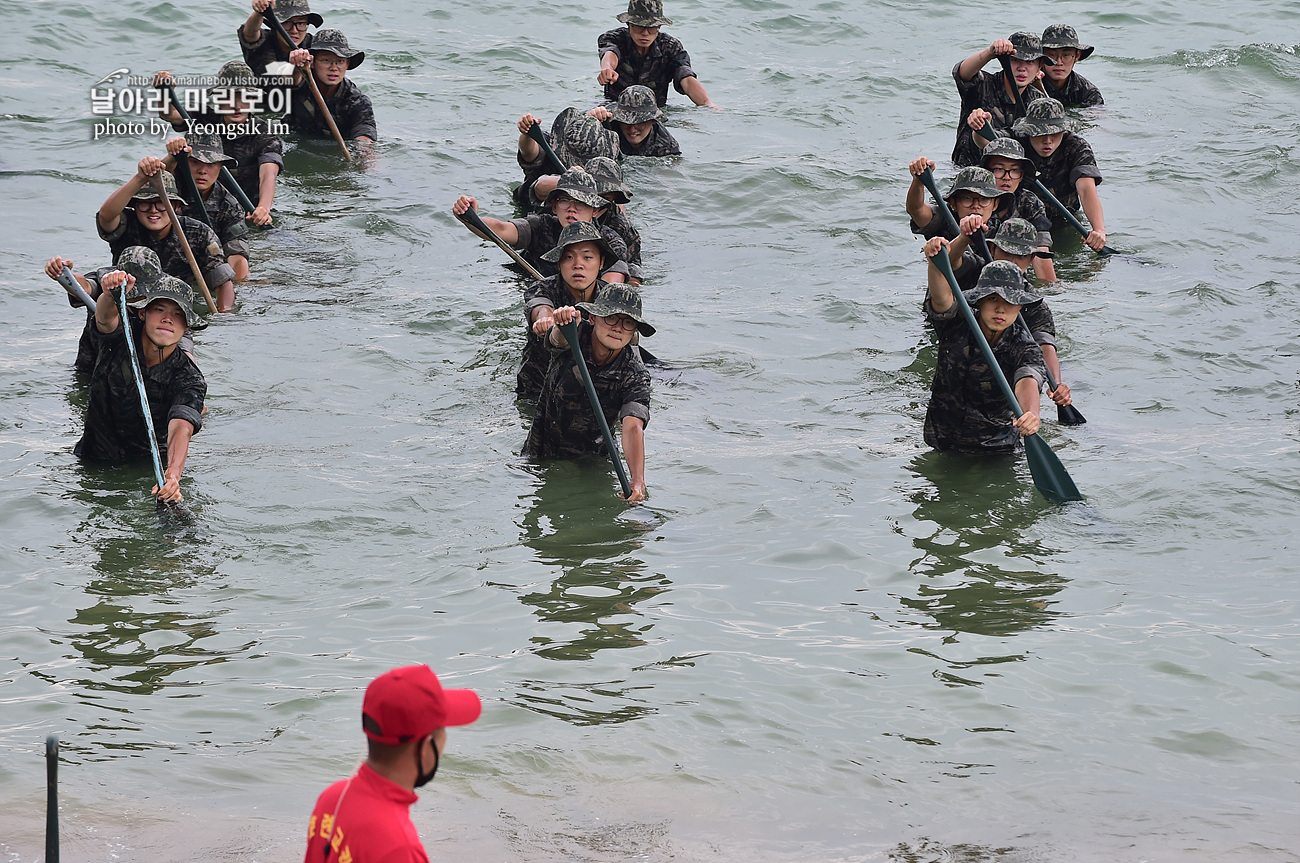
left=304, top=665, right=481, bottom=863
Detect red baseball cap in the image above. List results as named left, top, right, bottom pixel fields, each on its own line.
left=361, top=665, right=481, bottom=745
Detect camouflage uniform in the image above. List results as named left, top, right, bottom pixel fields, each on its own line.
left=950, top=221, right=1059, bottom=348
left=509, top=214, right=630, bottom=280
left=909, top=167, right=1013, bottom=241
left=286, top=29, right=376, bottom=141
left=175, top=132, right=251, bottom=261
left=75, top=254, right=207, bottom=465
left=1016, top=132, right=1102, bottom=214
left=923, top=262, right=1046, bottom=454
left=1040, top=25, right=1103, bottom=107
left=237, top=0, right=320, bottom=75
left=951, top=32, right=1052, bottom=166
left=523, top=321, right=651, bottom=459
left=518, top=275, right=613, bottom=399
left=287, top=77, right=376, bottom=140
left=98, top=174, right=236, bottom=290
left=597, top=29, right=697, bottom=107
left=979, top=136, right=1053, bottom=248
left=1041, top=72, right=1104, bottom=108
left=597, top=206, right=643, bottom=280
left=515, top=108, right=622, bottom=212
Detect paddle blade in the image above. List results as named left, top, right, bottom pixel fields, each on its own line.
left=1056, top=402, right=1087, bottom=426
left=1024, top=433, right=1083, bottom=502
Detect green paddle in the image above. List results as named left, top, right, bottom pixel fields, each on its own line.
left=526, top=122, right=568, bottom=174
left=171, top=156, right=212, bottom=229
left=556, top=318, right=633, bottom=499
left=929, top=252, right=1082, bottom=503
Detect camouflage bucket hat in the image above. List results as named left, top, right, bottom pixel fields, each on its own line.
left=988, top=218, right=1039, bottom=257
left=117, top=246, right=206, bottom=329
left=945, top=166, right=1012, bottom=203
left=217, top=60, right=258, bottom=86
left=963, top=260, right=1041, bottom=308
left=584, top=156, right=633, bottom=203
left=1041, top=24, right=1094, bottom=60
left=981, top=136, right=1035, bottom=177
left=617, top=0, right=672, bottom=27
left=539, top=219, right=618, bottom=266
left=545, top=169, right=609, bottom=211
left=610, top=85, right=663, bottom=124
left=130, top=170, right=186, bottom=206
left=1008, top=31, right=1055, bottom=65
left=577, top=283, right=656, bottom=337
left=554, top=109, right=621, bottom=164
left=309, top=29, right=364, bottom=68
left=1012, top=97, right=1071, bottom=137
left=275, top=0, right=324, bottom=28
left=185, top=131, right=235, bottom=165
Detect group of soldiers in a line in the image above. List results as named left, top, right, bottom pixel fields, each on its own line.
left=908, top=25, right=1108, bottom=453
left=45, top=0, right=378, bottom=501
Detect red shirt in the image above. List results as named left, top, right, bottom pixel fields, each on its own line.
left=304, top=764, right=427, bottom=863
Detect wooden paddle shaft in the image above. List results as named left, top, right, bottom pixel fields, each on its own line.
left=160, top=82, right=256, bottom=214
left=265, top=7, right=352, bottom=161
left=149, top=174, right=219, bottom=313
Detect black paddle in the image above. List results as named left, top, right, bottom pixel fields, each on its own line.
left=171, top=155, right=212, bottom=229
left=929, top=252, right=1083, bottom=503
left=455, top=206, right=668, bottom=368
left=526, top=122, right=568, bottom=174
left=557, top=318, right=634, bottom=499
left=967, top=228, right=1086, bottom=426
left=157, top=80, right=258, bottom=215
left=45, top=734, right=58, bottom=863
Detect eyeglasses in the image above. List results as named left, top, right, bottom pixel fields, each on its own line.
left=315, top=55, right=349, bottom=69
left=134, top=200, right=168, bottom=213
left=990, top=166, right=1023, bottom=178
left=284, top=18, right=310, bottom=31
left=951, top=193, right=994, bottom=207
left=597, top=314, right=637, bottom=331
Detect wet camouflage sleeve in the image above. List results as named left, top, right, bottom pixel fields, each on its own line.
left=1042, top=71, right=1104, bottom=108
left=76, top=318, right=207, bottom=465
left=599, top=207, right=643, bottom=280
left=523, top=322, right=651, bottom=459
left=205, top=184, right=252, bottom=260
left=922, top=300, right=1046, bottom=454
left=1020, top=131, right=1102, bottom=213
left=951, top=65, right=1046, bottom=167
left=1021, top=299, right=1057, bottom=347
left=598, top=28, right=697, bottom=106
left=517, top=275, right=576, bottom=400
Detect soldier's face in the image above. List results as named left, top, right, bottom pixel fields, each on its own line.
left=592, top=313, right=636, bottom=353
left=1043, top=48, right=1078, bottom=83
left=313, top=51, right=348, bottom=85
left=629, top=24, right=659, bottom=50
left=1029, top=133, right=1064, bottom=158
left=139, top=300, right=188, bottom=347
left=1008, top=57, right=1042, bottom=89
left=619, top=120, right=654, bottom=145
left=133, top=199, right=170, bottom=233
left=976, top=295, right=1021, bottom=336
left=551, top=193, right=601, bottom=225
left=189, top=158, right=220, bottom=192
left=991, top=247, right=1033, bottom=273
left=559, top=242, right=604, bottom=295
left=950, top=192, right=996, bottom=220
left=984, top=157, right=1023, bottom=192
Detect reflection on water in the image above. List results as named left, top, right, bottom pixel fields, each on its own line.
left=518, top=460, right=665, bottom=662
left=49, top=471, right=244, bottom=701
left=901, top=452, right=1067, bottom=640
left=511, top=459, right=668, bottom=725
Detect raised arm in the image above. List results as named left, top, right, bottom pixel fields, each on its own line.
left=451, top=196, right=521, bottom=245
left=242, top=0, right=273, bottom=44
left=93, top=271, right=133, bottom=333
left=98, top=156, right=165, bottom=234
left=923, top=237, right=955, bottom=313
left=906, top=157, right=936, bottom=228
left=517, top=113, right=543, bottom=163
left=957, top=39, right=1013, bottom=82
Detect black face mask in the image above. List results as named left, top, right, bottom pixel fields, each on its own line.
left=414, top=737, right=440, bottom=788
